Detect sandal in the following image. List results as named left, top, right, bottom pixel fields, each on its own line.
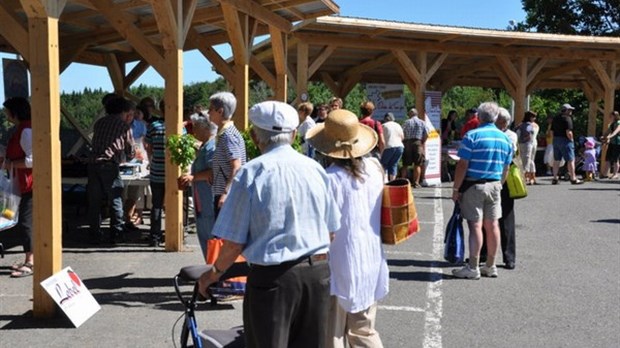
left=570, top=179, right=584, bottom=185
left=10, top=262, right=33, bottom=278
left=10, top=262, right=26, bottom=271
left=552, top=178, right=559, bottom=185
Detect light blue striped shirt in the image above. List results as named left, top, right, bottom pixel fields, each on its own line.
left=213, top=144, right=341, bottom=265
left=457, top=123, right=513, bottom=180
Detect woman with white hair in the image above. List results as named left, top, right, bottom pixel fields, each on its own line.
left=178, top=114, right=218, bottom=259
left=208, top=92, right=247, bottom=216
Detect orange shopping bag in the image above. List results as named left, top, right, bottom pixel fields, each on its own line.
left=206, top=239, right=246, bottom=296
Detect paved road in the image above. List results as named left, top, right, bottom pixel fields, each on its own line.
left=0, top=177, right=618, bottom=347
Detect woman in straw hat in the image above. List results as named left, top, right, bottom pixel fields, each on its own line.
left=307, top=109, right=389, bottom=348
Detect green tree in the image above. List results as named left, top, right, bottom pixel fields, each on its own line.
left=520, top=0, right=619, bottom=36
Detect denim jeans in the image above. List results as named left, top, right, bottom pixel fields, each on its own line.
left=88, top=162, right=124, bottom=240
left=380, top=146, right=404, bottom=177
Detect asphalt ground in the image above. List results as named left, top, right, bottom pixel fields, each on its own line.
left=0, top=176, right=618, bottom=347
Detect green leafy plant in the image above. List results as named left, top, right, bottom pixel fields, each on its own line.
left=166, top=133, right=197, bottom=171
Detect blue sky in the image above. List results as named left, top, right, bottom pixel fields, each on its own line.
left=0, top=0, right=526, bottom=98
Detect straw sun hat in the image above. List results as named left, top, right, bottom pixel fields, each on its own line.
left=306, top=109, right=378, bottom=159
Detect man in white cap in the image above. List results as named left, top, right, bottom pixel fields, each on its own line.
left=551, top=103, right=583, bottom=185
left=198, top=101, right=341, bottom=348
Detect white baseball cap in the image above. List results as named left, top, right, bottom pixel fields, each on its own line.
left=249, top=101, right=299, bottom=132
left=561, top=103, right=575, bottom=110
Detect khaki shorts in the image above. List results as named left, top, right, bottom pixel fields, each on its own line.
left=460, top=181, right=502, bottom=221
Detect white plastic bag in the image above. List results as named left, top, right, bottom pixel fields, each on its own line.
left=0, top=163, right=21, bottom=231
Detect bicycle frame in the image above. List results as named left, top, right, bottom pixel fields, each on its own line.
left=174, top=276, right=203, bottom=348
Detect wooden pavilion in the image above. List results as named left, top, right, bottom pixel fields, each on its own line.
left=250, top=16, right=619, bottom=133
left=0, top=2, right=618, bottom=318
left=0, top=0, right=338, bottom=317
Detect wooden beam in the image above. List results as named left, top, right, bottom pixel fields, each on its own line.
left=513, top=57, right=528, bottom=125
left=320, top=71, right=339, bottom=96
left=0, top=2, right=30, bottom=59
left=392, top=49, right=422, bottom=87
left=296, top=41, right=308, bottom=105
left=496, top=57, right=521, bottom=88
left=186, top=29, right=235, bottom=82
left=269, top=25, right=287, bottom=101
left=493, top=63, right=517, bottom=97
left=217, top=0, right=292, bottom=33
left=221, top=2, right=248, bottom=65
left=250, top=55, right=276, bottom=89
left=395, top=63, right=417, bottom=101
left=181, top=0, right=198, bottom=44
left=308, top=45, right=336, bottom=78
left=294, top=33, right=619, bottom=61
left=151, top=0, right=180, bottom=50
left=104, top=53, right=125, bottom=93
left=425, top=53, right=448, bottom=84
left=526, top=58, right=548, bottom=86
left=343, top=53, right=394, bottom=79
left=27, top=11, right=63, bottom=318
left=589, top=59, right=614, bottom=90
left=59, top=42, right=88, bottom=73
left=91, top=0, right=167, bottom=75
left=340, top=74, right=360, bottom=99
left=124, top=59, right=150, bottom=87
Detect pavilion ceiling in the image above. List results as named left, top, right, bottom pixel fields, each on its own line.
left=0, top=0, right=339, bottom=69
left=251, top=16, right=620, bottom=92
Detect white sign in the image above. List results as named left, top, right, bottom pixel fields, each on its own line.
left=423, top=91, right=442, bottom=187
left=40, top=267, right=101, bottom=328
left=366, top=84, right=406, bottom=121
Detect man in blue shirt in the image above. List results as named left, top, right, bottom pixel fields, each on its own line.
left=198, top=101, right=341, bottom=348
left=450, top=102, right=513, bottom=279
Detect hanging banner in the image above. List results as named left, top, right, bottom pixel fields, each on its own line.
left=2, top=58, right=29, bottom=99
left=423, top=91, right=442, bottom=187
left=40, top=267, right=101, bottom=328
left=366, top=84, right=406, bottom=121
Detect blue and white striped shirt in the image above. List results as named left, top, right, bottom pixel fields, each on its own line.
left=213, top=144, right=341, bottom=265
left=145, top=119, right=166, bottom=183
left=212, top=124, right=246, bottom=195
left=457, top=123, right=513, bottom=180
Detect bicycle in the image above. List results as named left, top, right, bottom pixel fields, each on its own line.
left=172, top=263, right=249, bottom=348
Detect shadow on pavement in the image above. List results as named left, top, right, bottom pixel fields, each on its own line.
left=590, top=219, right=620, bottom=224
left=0, top=311, right=73, bottom=330
left=387, top=258, right=455, bottom=268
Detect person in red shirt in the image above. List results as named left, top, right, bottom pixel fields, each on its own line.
left=2, top=97, right=34, bottom=278
left=460, top=108, right=480, bottom=138
left=358, top=101, right=385, bottom=158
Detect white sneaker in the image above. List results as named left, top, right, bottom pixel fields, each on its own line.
left=451, top=265, right=480, bottom=279
left=480, top=265, right=498, bottom=278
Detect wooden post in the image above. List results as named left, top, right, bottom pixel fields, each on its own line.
left=296, top=42, right=309, bottom=106
left=23, top=1, right=64, bottom=318
left=163, top=49, right=184, bottom=251
left=270, top=25, right=287, bottom=102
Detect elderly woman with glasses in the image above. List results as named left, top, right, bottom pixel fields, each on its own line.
left=178, top=114, right=218, bottom=259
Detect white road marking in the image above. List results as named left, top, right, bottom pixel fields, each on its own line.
left=423, top=187, right=444, bottom=348
left=378, top=305, right=425, bottom=312
left=384, top=250, right=433, bottom=257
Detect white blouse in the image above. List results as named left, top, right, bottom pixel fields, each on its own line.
left=326, top=157, right=389, bottom=313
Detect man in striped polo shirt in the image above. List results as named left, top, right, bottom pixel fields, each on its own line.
left=450, top=102, right=513, bottom=279
left=145, top=100, right=166, bottom=247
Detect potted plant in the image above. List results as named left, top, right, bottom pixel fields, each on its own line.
left=166, top=133, right=197, bottom=190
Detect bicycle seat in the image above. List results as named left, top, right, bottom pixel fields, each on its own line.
left=177, top=265, right=212, bottom=282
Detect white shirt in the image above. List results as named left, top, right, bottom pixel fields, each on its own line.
left=298, top=116, right=316, bottom=155
left=382, top=121, right=404, bottom=149
left=326, top=157, right=389, bottom=313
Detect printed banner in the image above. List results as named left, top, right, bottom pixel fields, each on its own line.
left=366, top=84, right=406, bottom=121
left=423, top=91, right=442, bottom=186
left=40, top=267, right=101, bottom=328
left=3, top=58, right=29, bottom=99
